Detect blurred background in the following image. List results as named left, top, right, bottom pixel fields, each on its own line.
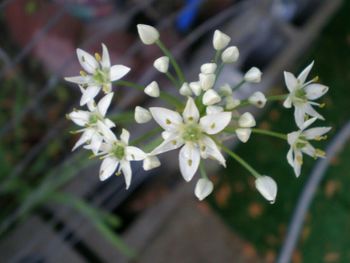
left=0, top=0, right=349, bottom=262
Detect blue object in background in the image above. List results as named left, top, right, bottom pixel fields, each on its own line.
left=176, top=0, right=202, bottom=33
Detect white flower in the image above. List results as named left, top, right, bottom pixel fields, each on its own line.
left=179, top=82, right=192, bottom=96
left=137, top=24, right=159, bottom=45
left=65, top=44, right=130, bottom=104
left=189, top=82, right=202, bottom=96
left=202, top=89, right=221, bottom=106
left=149, top=97, right=232, bottom=182
left=244, top=67, right=262, bottom=83
left=213, top=30, right=231, bottom=51
left=68, top=93, right=115, bottom=154
left=97, top=124, right=146, bottom=189
left=143, top=155, right=161, bottom=171
left=225, top=96, right=240, bottom=110
left=144, top=81, right=160, bottom=97
left=195, top=178, right=214, bottom=201
left=235, top=112, right=256, bottom=143
left=248, top=91, right=267, bottom=108
left=134, top=106, right=152, bottom=124
left=287, top=117, right=331, bottom=177
left=153, top=56, right=169, bottom=73
left=200, top=63, right=217, bottom=74
left=283, top=61, right=329, bottom=128
left=221, top=46, right=239, bottom=63
left=219, top=84, right=232, bottom=97
left=199, top=73, right=216, bottom=91
left=255, top=176, right=277, bottom=204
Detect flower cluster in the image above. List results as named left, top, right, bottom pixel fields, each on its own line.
left=65, top=24, right=331, bottom=204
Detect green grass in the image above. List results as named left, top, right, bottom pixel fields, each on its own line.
left=209, top=1, right=350, bottom=262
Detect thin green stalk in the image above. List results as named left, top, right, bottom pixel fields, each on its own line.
left=199, top=162, right=208, bottom=179
left=219, top=143, right=260, bottom=178
left=115, top=80, right=183, bottom=108
left=156, top=40, right=186, bottom=84
left=213, top=50, right=221, bottom=64
left=232, top=80, right=245, bottom=92
left=237, top=93, right=289, bottom=108
left=165, top=72, right=180, bottom=89
left=251, top=128, right=287, bottom=140
left=131, top=127, right=162, bottom=146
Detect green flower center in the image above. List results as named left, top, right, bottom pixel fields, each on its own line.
left=182, top=123, right=202, bottom=142
left=89, top=113, right=100, bottom=125
left=292, top=87, right=307, bottom=104
left=112, top=143, right=125, bottom=160
left=93, top=69, right=109, bottom=85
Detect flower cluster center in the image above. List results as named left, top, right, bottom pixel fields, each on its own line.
left=112, top=142, right=125, bottom=160
left=93, top=69, right=109, bottom=85
left=182, top=123, right=202, bottom=142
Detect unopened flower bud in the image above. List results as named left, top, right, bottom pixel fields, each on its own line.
left=153, top=56, right=169, bottom=73
left=206, top=105, right=223, bottom=115
left=213, top=30, right=231, bottom=51
left=189, top=82, right=202, bottom=96
left=239, top=112, right=256, bottom=128
left=255, top=176, right=277, bottom=204
left=200, top=63, right=217, bottom=74
left=235, top=128, right=252, bottom=143
left=203, top=89, right=221, bottom=106
left=179, top=82, right=192, bottom=96
left=144, top=81, right=160, bottom=97
left=225, top=96, right=240, bottom=110
left=199, top=73, right=216, bottom=91
left=195, top=178, right=214, bottom=201
left=143, top=155, right=161, bottom=171
left=219, top=84, right=232, bottom=96
left=137, top=24, right=159, bottom=45
left=221, top=46, right=239, bottom=63
left=248, top=91, right=267, bottom=108
left=134, top=106, right=152, bottom=124
left=244, top=67, right=262, bottom=83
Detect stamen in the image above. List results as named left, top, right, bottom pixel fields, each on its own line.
left=166, top=119, right=172, bottom=125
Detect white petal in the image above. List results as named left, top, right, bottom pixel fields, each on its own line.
left=304, top=84, right=328, bottom=100
left=248, top=91, right=266, bottom=108
left=287, top=131, right=300, bottom=146
left=143, top=155, right=161, bottom=171
left=182, top=97, right=200, bottom=122
left=110, top=65, right=130, bottom=81
left=244, top=67, right=262, bottom=83
left=144, top=81, right=160, bottom=98
left=283, top=96, right=292, bottom=108
left=137, top=24, right=159, bottom=45
left=179, top=143, right=200, bottom=182
left=219, top=84, right=232, bottom=96
left=99, top=157, right=119, bottom=181
left=97, top=121, right=117, bottom=143
left=65, top=75, right=91, bottom=85
left=202, top=89, right=221, bottom=106
left=213, top=30, right=231, bottom=50
left=225, top=96, right=240, bottom=110
left=206, top=106, right=223, bottom=115
left=189, top=82, right=202, bottom=96
left=151, top=136, right=183, bottom=155
left=200, top=136, right=226, bottom=166
left=149, top=107, right=183, bottom=131
left=255, top=176, right=277, bottom=204
left=286, top=147, right=294, bottom=167
left=88, top=132, right=103, bottom=155
left=77, top=48, right=98, bottom=74
left=304, top=104, right=324, bottom=120
left=101, top=43, right=111, bottom=69
left=221, top=46, right=239, bottom=63
left=72, top=129, right=93, bottom=151
left=199, top=73, right=216, bottom=91
left=238, top=112, right=256, bottom=128
left=303, top=127, right=331, bottom=139
left=97, top=92, right=114, bottom=116
left=195, top=178, right=214, bottom=201
left=80, top=86, right=100, bottom=106
left=120, top=129, right=130, bottom=144
left=135, top=106, right=152, bottom=124
left=293, top=149, right=302, bottom=177
left=301, top=143, right=316, bottom=157
left=104, top=118, right=115, bottom=128
left=126, top=146, right=146, bottom=161
left=200, top=63, right=217, bottom=74
left=235, top=128, right=251, bottom=143
left=297, top=61, right=314, bottom=84
left=179, top=82, right=192, bottom=96
left=284, top=71, right=298, bottom=92
left=294, top=106, right=306, bottom=129
left=301, top=117, right=318, bottom=130
left=121, top=161, right=132, bottom=189
left=200, top=112, right=232, bottom=135
left=69, top=110, right=90, bottom=126
left=153, top=56, right=169, bottom=73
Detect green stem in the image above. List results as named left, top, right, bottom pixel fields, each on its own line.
left=237, top=94, right=289, bottom=108
left=213, top=50, right=221, bottom=64
left=218, top=143, right=260, bottom=178
left=115, top=80, right=183, bottom=108
left=232, top=80, right=245, bottom=92
left=131, top=127, right=162, bottom=146
left=156, top=40, right=186, bottom=84
left=251, top=128, right=287, bottom=140
left=165, top=72, right=180, bottom=88
left=199, top=162, right=208, bottom=179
